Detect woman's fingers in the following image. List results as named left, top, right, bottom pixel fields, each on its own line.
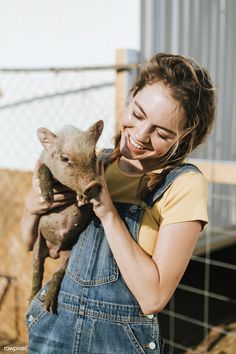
left=37, top=195, right=76, bottom=213
left=98, top=160, right=104, bottom=177
left=32, top=160, right=42, bottom=181
left=41, top=191, right=76, bottom=208
left=98, top=160, right=109, bottom=193
left=50, top=198, right=76, bottom=209
left=53, top=192, right=76, bottom=202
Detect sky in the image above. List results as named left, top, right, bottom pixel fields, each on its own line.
left=0, top=0, right=140, bottom=67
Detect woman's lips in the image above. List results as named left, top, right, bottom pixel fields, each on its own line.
left=127, top=134, right=152, bottom=152
left=129, top=135, right=145, bottom=149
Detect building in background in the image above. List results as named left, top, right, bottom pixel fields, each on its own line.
left=140, top=0, right=236, bottom=229
left=140, top=1, right=236, bottom=353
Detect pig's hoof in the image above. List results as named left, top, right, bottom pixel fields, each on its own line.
left=43, top=192, right=54, bottom=204
left=43, top=296, right=58, bottom=314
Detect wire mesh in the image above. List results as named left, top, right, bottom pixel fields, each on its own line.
left=0, top=64, right=235, bottom=353
left=160, top=187, right=236, bottom=354
left=0, top=67, right=116, bottom=171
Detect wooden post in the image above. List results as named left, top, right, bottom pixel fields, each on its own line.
left=115, top=49, right=140, bottom=133
left=189, top=159, right=236, bottom=185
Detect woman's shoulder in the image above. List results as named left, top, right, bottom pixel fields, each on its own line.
left=153, top=170, right=209, bottom=227
left=175, top=168, right=207, bottom=185
left=157, top=169, right=208, bottom=212
left=165, top=169, right=208, bottom=198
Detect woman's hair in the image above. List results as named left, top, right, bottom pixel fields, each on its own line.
left=108, top=53, right=216, bottom=200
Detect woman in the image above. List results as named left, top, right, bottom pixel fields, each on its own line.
left=21, top=53, right=215, bottom=353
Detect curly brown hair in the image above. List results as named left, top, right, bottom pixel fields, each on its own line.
left=108, top=53, right=216, bottom=200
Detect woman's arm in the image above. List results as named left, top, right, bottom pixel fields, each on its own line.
left=101, top=212, right=201, bottom=314
left=21, top=161, right=76, bottom=250
left=87, top=161, right=202, bottom=314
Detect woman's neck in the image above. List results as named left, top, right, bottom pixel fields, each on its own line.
left=118, top=156, right=161, bottom=175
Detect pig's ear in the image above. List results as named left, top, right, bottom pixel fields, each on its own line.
left=37, top=128, right=57, bottom=149
left=87, top=120, right=104, bottom=143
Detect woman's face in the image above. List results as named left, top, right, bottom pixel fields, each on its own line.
left=120, top=82, right=185, bottom=166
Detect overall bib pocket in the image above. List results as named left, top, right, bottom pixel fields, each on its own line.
left=66, top=219, right=119, bottom=286
left=123, top=322, right=161, bottom=354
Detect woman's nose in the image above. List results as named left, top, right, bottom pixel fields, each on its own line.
left=135, top=124, right=152, bottom=143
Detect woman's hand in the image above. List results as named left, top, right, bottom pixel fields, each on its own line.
left=77, top=161, right=117, bottom=221
left=25, top=160, right=76, bottom=215
left=21, top=160, right=76, bottom=250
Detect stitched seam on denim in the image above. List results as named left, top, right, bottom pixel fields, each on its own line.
left=26, top=309, right=47, bottom=332
left=73, top=317, right=83, bottom=354
left=152, top=323, right=160, bottom=353
left=65, top=270, right=118, bottom=286
left=114, top=202, right=144, bottom=241
left=58, top=290, right=142, bottom=308
left=84, top=312, right=156, bottom=324
left=85, top=224, right=116, bottom=278
left=56, top=294, right=159, bottom=323
left=124, top=324, right=145, bottom=354
left=83, top=226, right=100, bottom=280
left=128, top=206, right=144, bottom=240
left=87, top=318, right=95, bottom=353
left=67, top=224, right=119, bottom=285
left=26, top=297, right=48, bottom=330
left=60, top=307, right=155, bottom=325
left=73, top=227, right=88, bottom=274
left=144, top=165, right=202, bottom=207
left=57, top=303, right=148, bottom=322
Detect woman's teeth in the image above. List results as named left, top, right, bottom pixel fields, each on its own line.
left=129, top=136, right=144, bottom=149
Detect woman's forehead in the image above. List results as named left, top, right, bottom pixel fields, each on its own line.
left=134, top=82, right=185, bottom=129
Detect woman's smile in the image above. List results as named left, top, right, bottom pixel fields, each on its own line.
left=129, top=135, right=144, bottom=150
left=128, top=134, right=152, bottom=152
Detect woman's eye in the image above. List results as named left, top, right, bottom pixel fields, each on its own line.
left=133, top=111, right=143, bottom=120
left=156, top=131, right=168, bottom=140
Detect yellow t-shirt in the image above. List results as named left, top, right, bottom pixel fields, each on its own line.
left=105, top=159, right=208, bottom=256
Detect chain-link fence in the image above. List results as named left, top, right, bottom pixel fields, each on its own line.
left=0, top=67, right=116, bottom=171
left=0, top=63, right=236, bottom=353
left=0, top=65, right=119, bottom=348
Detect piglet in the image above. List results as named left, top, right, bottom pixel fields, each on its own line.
left=30, top=120, right=104, bottom=312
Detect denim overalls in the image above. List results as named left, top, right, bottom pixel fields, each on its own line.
left=25, top=154, right=200, bottom=354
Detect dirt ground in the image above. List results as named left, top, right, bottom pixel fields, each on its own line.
left=0, top=168, right=235, bottom=353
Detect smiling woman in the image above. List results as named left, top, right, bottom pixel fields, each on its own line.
left=120, top=82, right=184, bottom=170
left=21, top=53, right=216, bottom=354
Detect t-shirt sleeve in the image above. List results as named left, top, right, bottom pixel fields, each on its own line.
left=158, top=171, right=208, bottom=228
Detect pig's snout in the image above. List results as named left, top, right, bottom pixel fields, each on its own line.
left=83, top=181, right=102, bottom=199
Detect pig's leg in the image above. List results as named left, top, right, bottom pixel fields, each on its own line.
left=38, top=164, right=54, bottom=204
left=30, top=232, right=49, bottom=302
left=43, top=251, right=70, bottom=313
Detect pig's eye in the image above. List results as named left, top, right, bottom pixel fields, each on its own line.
left=60, top=154, right=70, bottom=163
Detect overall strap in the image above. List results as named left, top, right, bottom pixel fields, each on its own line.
left=98, top=148, right=114, bottom=166
left=143, top=163, right=202, bottom=208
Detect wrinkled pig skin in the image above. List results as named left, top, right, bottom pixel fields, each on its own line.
left=29, top=120, right=104, bottom=313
